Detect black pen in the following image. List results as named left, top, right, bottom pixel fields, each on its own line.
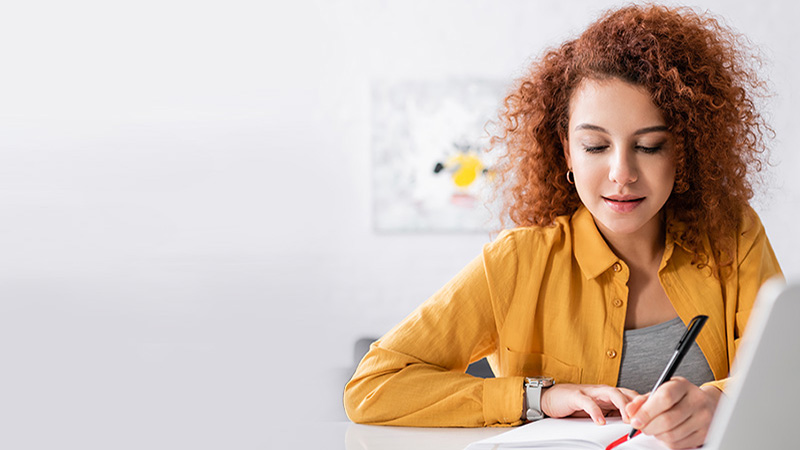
left=627, top=314, right=709, bottom=440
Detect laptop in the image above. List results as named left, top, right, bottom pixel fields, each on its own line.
left=704, top=278, right=799, bottom=449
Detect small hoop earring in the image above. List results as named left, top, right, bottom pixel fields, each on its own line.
left=566, top=170, right=575, bottom=185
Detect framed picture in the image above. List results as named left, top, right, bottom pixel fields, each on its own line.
left=371, top=79, right=507, bottom=232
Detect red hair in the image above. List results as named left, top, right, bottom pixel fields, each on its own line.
left=492, top=4, right=772, bottom=268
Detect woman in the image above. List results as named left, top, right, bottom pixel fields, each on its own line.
left=344, top=5, right=782, bottom=449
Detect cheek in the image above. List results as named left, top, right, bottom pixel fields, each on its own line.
left=572, top=165, right=604, bottom=200
left=661, top=162, right=678, bottom=188
left=571, top=157, right=603, bottom=184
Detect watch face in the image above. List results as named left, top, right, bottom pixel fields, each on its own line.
left=525, top=376, right=555, bottom=387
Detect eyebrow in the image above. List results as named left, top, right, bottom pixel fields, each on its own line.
left=574, top=124, right=670, bottom=135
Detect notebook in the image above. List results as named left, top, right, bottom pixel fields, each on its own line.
left=465, top=278, right=797, bottom=450
left=464, top=417, right=666, bottom=449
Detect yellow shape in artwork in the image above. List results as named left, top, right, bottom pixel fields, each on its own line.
left=449, top=153, right=484, bottom=188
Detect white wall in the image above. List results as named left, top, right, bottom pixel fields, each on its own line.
left=0, top=1, right=797, bottom=448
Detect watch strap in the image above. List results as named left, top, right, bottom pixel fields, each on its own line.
left=524, top=377, right=554, bottom=422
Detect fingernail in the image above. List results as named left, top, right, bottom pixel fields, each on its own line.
left=631, top=418, right=642, bottom=428
left=597, top=418, right=606, bottom=425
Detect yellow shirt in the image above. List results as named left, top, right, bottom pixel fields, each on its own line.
left=344, top=205, right=782, bottom=427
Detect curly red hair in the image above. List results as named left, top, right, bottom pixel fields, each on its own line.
left=492, top=4, right=772, bottom=268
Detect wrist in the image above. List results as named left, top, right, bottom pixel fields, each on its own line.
left=700, top=384, right=724, bottom=405
left=540, top=384, right=554, bottom=417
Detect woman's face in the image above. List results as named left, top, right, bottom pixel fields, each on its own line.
left=564, top=77, right=676, bottom=241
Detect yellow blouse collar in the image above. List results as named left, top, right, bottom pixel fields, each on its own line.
left=571, top=205, right=689, bottom=279
left=571, top=205, right=619, bottom=280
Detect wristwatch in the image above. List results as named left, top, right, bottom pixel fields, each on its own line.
left=523, top=376, right=555, bottom=421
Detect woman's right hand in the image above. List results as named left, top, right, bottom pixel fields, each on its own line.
left=540, top=384, right=639, bottom=425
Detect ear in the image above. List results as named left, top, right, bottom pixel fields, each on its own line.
left=562, top=137, right=572, bottom=169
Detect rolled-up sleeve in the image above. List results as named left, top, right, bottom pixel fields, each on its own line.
left=343, top=232, right=524, bottom=427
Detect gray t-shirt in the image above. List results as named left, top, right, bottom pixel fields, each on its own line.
left=616, top=316, right=715, bottom=394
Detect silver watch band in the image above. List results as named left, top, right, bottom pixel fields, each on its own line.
left=524, top=377, right=554, bottom=421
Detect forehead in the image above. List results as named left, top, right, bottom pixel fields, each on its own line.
left=568, top=78, right=666, bottom=131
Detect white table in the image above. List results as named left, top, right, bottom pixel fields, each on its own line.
left=281, top=421, right=507, bottom=450
left=342, top=422, right=508, bottom=450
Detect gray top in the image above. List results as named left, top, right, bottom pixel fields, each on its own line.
left=616, top=316, right=715, bottom=394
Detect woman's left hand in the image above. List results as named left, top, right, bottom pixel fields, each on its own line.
left=624, top=377, right=723, bottom=449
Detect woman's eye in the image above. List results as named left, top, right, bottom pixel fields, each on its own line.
left=636, top=145, right=663, bottom=154
left=584, top=145, right=608, bottom=153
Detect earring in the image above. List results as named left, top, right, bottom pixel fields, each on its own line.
left=566, top=170, right=575, bottom=185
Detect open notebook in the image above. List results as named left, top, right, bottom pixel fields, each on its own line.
left=464, top=417, right=665, bottom=449
left=465, top=278, right=797, bottom=450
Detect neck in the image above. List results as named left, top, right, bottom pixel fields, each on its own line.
left=595, top=212, right=666, bottom=269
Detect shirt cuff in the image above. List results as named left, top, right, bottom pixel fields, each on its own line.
left=482, top=376, right=526, bottom=427
left=703, top=378, right=727, bottom=393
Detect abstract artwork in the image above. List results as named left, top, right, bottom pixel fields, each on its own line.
left=371, top=79, right=507, bottom=232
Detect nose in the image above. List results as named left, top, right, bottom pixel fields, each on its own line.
left=608, top=147, right=638, bottom=186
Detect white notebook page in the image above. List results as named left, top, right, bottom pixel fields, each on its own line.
left=464, top=418, right=668, bottom=450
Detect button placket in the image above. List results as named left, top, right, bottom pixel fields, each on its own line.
left=602, top=262, right=627, bottom=383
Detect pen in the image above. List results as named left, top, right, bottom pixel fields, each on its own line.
left=626, top=314, right=708, bottom=440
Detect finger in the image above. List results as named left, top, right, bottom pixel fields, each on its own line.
left=576, top=394, right=607, bottom=425
left=586, top=385, right=636, bottom=405
left=640, top=400, right=691, bottom=438
left=662, top=428, right=704, bottom=450
left=625, top=394, right=648, bottom=419
left=651, top=387, right=717, bottom=445
left=581, top=386, right=632, bottom=421
left=606, top=389, right=634, bottom=422
left=618, top=387, right=640, bottom=401
left=653, top=420, right=706, bottom=449
left=632, top=381, right=689, bottom=430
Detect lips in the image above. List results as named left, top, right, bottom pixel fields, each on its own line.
left=603, top=196, right=645, bottom=213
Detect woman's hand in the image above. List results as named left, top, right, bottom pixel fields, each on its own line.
left=540, top=384, right=639, bottom=425
left=625, top=377, right=723, bottom=449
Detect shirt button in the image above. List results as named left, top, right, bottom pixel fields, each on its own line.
left=613, top=298, right=624, bottom=308
left=612, top=263, right=622, bottom=272
left=606, top=349, right=617, bottom=359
